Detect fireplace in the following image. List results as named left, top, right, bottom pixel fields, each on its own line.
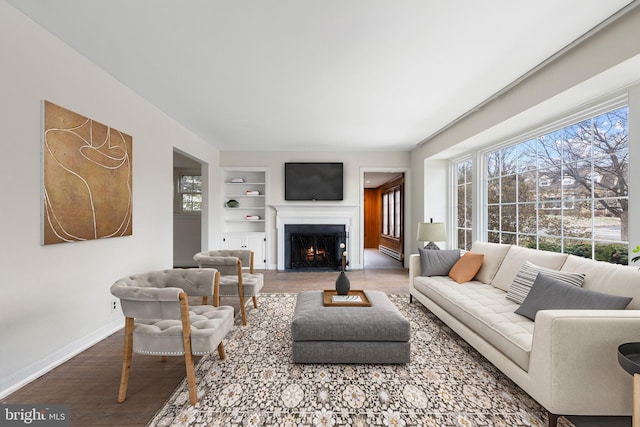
left=274, top=204, right=356, bottom=271
left=285, top=224, right=346, bottom=270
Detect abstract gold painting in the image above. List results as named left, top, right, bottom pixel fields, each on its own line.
left=42, top=101, right=133, bottom=245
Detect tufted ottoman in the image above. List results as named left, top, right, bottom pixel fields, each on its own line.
left=291, top=290, right=410, bottom=364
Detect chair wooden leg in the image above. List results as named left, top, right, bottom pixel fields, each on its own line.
left=118, top=317, right=134, bottom=403
left=184, top=352, right=197, bottom=405
left=547, top=411, right=559, bottom=427
left=217, top=342, right=226, bottom=360
left=239, top=297, right=247, bottom=326
left=237, top=263, right=247, bottom=326
left=179, top=293, right=198, bottom=405
left=201, top=296, right=208, bottom=305
left=252, top=295, right=258, bottom=308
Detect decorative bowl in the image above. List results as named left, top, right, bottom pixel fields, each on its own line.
left=618, top=342, right=640, bottom=375
left=226, top=199, right=239, bottom=208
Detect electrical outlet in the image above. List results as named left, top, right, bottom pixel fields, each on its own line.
left=111, top=299, right=118, bottom=313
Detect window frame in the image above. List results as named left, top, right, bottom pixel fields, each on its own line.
left=451, top=156, right=473, bottom=251
left=177, top=173, right=202, bottom=213
left=381, top=185, right=402, bottom=239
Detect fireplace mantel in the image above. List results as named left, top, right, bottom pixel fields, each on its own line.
left=273, top=204, right=357, bottom=270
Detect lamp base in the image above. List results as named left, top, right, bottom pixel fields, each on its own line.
left=423, top=241, right=440, bottom=250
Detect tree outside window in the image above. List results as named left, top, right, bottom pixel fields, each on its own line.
left=179, top=174, right=202, bottom=212
left=484, top=105, right=629, bottom=264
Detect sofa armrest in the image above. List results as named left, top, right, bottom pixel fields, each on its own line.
left=528, top=309, right=640, bottom=415
left=409, top=254, right=421, bottom=291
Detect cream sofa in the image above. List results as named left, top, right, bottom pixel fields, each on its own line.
left=409, top=241, right=640, bottom=426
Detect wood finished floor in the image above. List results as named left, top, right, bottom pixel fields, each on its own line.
left=1, top=268, right=409, bottom=427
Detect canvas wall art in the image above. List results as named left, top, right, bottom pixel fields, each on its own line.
left=42, top=101, right=133, bottom=245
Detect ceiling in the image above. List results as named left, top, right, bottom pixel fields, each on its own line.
left=8, top=0, right=634, bottom=152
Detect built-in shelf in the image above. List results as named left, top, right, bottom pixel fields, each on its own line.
left=221, top=167, right=269, bottom=267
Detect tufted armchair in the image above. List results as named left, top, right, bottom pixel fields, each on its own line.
left=110, top=268, right=234, bottom=405
left=193, top=250, right=264, bottom=326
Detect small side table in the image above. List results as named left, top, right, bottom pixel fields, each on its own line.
left=617, top=343, right=640, bottom=427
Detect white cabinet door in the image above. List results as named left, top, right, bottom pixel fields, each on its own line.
left=246, top=234, right=266, bottom=267
left=221, top=232, right=266, bottom=268
left=221, top=234, right=244, bottom=249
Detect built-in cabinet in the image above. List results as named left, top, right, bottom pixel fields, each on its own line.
left=221, top=167, right=268, bottom=268
left=220, top=232, right=266, bottom=266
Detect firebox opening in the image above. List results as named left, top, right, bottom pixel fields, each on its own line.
left=284, top=224, right=346, bottom=271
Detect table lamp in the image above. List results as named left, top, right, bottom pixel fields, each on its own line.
left=417, top=219, right=446, bottom=250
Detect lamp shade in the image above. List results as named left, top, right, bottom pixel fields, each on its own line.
left=417, top=222, right=446, bottom=243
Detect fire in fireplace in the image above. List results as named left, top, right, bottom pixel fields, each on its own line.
left=285, top=224, right=346, bottom=270
left=291, top=233, right=338, bottom=269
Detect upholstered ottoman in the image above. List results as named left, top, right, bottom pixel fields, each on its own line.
left=291, top=290, right=410, bottom=364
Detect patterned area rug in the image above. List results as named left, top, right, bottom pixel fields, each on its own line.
left=148, top=293, right=575, bottom=427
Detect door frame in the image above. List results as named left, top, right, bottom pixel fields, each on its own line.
left=359, top=167, right=410, bottom=269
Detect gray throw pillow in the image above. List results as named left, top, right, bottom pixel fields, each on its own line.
left=515, top=273, right=632, bottom=321
left=506, top=261, right=585, bottom=304
left=418, top=248, right=460, bottom=276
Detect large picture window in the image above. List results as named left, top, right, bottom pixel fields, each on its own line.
left=484, top=105, right=629, bottom=264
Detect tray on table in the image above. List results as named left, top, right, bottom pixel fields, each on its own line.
left=323, top=290, right=371, bottom=307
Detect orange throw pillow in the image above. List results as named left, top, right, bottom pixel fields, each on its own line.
left=448, top=251, right=484, bottom=284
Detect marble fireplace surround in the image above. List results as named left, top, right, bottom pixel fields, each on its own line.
left=273, top=204, right=357, bottom=271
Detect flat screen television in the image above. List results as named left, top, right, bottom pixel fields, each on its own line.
left=285, top=162, right=344, bottom=201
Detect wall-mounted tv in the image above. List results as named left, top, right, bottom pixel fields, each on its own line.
left=285, top=162, right=344, bottom=201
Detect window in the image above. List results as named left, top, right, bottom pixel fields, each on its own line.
left=179, top=174, right=202, bottom=212
left=484, top=105, right=629, bottom=264
left=382, top=185, right=402, bottom=239
left=454, top=158, right=473, bottom=251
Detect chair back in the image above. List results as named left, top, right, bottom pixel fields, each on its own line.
left=194, top=250, right=254, bottom=275
left=110, top=269, right=217, bottom=319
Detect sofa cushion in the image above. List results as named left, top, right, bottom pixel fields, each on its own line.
left=413, top=276, right=533, bottom=370
left=506, top=261, right=585, bottom=304
left=515, top=273, right=632, bottom=321
left=418, top=248, right=460, bottom=276
left=491, top=245, right=568, bottom=292
left=449, top=252, right=484, bottom=284
left=561, top=255, right=640, bottom=310
left=470, top=241, right=511, bottom=284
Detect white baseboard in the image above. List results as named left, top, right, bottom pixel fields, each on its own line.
left=0, top=318, right=124, bottom=399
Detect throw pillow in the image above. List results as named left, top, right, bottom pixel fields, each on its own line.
left=506, top=261, right=585, bottom=304
left=448, top=252, right=484, bottom=284
left=515, top=273, right=632, bottom=321
left=418, top=248, right=461, bottom=276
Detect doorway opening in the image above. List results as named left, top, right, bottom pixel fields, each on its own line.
left=363, top=171, right=405, bottom=269
left=173, top=149, right=206, bottom=268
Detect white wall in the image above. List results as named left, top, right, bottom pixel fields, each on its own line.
left=219, top=151, right=411, bottom=269
left=173, top=215, right=201, bottom=267
left=410, top=6, right=640, bottom=255
left=0, top=1, right=219, bottom=396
